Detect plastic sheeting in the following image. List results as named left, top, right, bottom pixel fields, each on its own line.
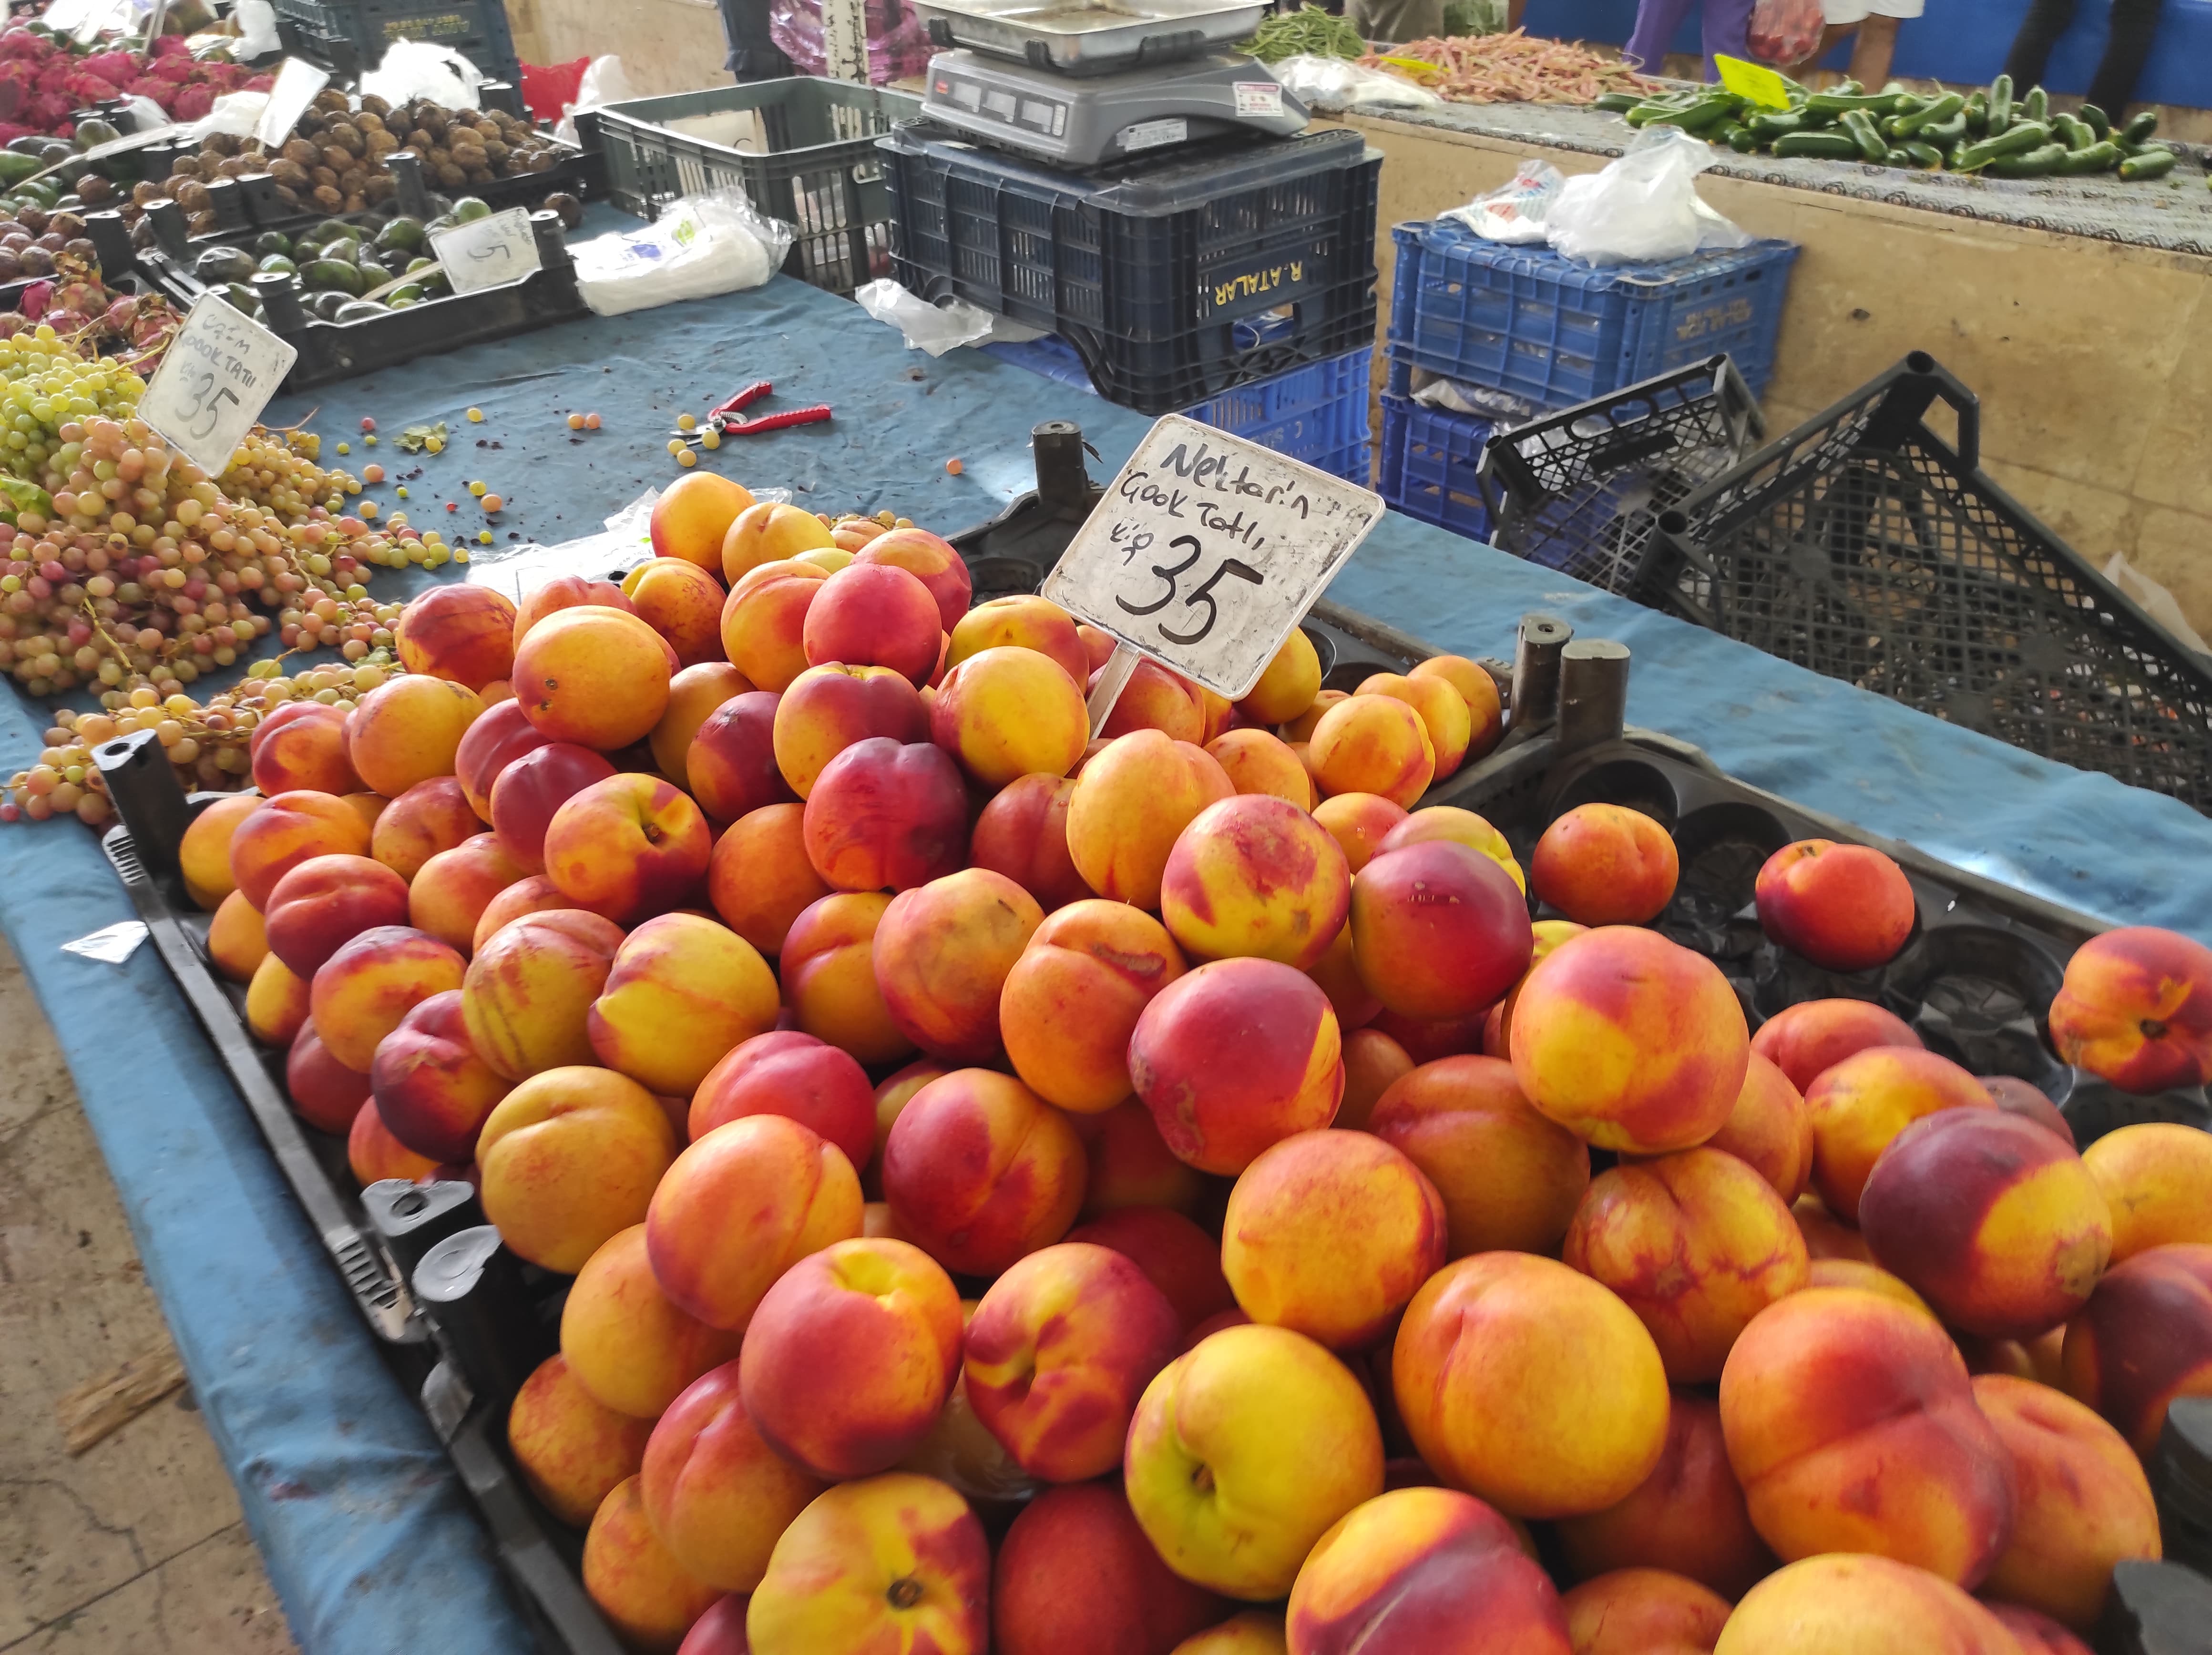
left=6, top=234, right=2212, bottom=1652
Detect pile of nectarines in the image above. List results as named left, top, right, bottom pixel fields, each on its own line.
left=176, top=471, right=2212, bottom=1655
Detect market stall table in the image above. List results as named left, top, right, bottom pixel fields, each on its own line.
left=3, top=268, right=2211, bottom=1655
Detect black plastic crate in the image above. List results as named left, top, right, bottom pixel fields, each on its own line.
left=582, top=79, right=922, bottom=296
left=1478, top=354, right=1765, bottom=595
left=1643, top=353, right=2212, bottom=815
left=275, top=0, right=521, bottom=86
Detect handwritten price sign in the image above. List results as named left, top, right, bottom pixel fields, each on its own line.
left=138, top=295, right=298, bottom=474
left=1043, top=415, right=1382, bottom=702
left=430, top=208, right=543, bottom=296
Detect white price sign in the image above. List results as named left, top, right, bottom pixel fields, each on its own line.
left=1043, top=415, right=1383, bottom=702
left=429, top=208, right=542, bottom=295
left=138, top=295, right=298, bottom=474
left=254, top=57, right=331, bottom=149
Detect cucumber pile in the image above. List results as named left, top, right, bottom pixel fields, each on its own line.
left=1597, top=74, right=2182, bottom=182
left=192, top=199, right=502, bottom=325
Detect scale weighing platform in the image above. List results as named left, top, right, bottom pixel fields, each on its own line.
left=913, top=0, right=1309, bottom=165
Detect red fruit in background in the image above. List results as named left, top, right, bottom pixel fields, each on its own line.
left=1754, top=839, right=1917, bottom=973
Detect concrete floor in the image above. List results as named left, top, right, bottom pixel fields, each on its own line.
left=0, top=938, right=297, bottom=1654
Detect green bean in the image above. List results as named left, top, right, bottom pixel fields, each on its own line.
left=1239, top=6, right=1367, bottom=62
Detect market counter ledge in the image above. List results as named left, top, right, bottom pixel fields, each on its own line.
left=1320, top=102, right=2212, bottom=639
left=5, top=266, right=2212, bottom=1655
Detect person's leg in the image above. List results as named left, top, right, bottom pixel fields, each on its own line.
left=2087, top=0, right=2164, bottom=114
left=1845, top=12, right=1897, bottom=84
left=1625, top=0, right=1701, bottom=74
left=2002, top=0, right=2078, bottom=90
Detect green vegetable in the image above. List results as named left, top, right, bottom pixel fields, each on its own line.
left=2121, top=110, right=2159, bottom=145
left=2051, top=140, right=2120, bottom=174
left=1636, top=92, right=1743, bottom=133
left=2078, top=102, right=2110, bottom=138
left=1723, top=123, right=1761, bottom=153
left=2051, top=113, right=2096, bottom=150
left=1963, top=90, right=1988, bottom=135
left=1895, top=140, right=1944, bottom=169
left=1236, top=4, right=1367, bottom=62
left=2022, top=86, right=2048, bottom=124
left=1772, top=130, right=1863, bottom=160
left=1918, top=112, right=1968, bottom=145
left=1806, top=90, right=1914, bottom=117
left=1953, top=120, right=2050, bottom=169
left=1987, top=72, right=2013, bottom=133
left=1746, top=108, right=1808, bottom=140
left=1840, top=109, right=1888, bottom=161
left=1895, top=92, right=1964, bottom=136
left=1986, top=141, right=2066, bottom=177
left=1594, top=92, right=1643, bottom=113
left=2119, top=146, right=2177, bottom=180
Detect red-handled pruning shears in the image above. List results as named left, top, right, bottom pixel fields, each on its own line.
left=675, top=380, right=833, bottom=441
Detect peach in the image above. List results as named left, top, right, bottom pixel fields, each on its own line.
left=1307, top=694, right=1434, bottom=807
left=1410, top=654, right=1503, bottom=759
left=870, top=1061, right=950, bottom=1189
left=1065, top=730, right=1236, bottom=909
left=337, top=791, right=388, bottom=837
left=992, top=1481, right=1227, bottom=1655
left=586, top=913, right=779, bottom=1097
left=394, top=582, right=516, bottom=690
left=307, top=924, right=465, bottom=1073
left=1565, top=1147, right=1810, bottom=1382
left=778, top=893, right=913, bottom=1066
left=1289, top=1486, right=1570, bottom=1654
left=345, top=674, right=483, bottom=800
left=1205, top=728, right=1312, bottom=808
left=739, top=1237, right=963, bottom=1479
left=1972, top=1373, right=2160, bottom=1629
left=1860, top=1108, right=2112, bottom=1339
left=1531, top=804, right=1680, bottom=926
left=369, top=988, right=511, bottom=1162
left=514, top=604, right=675, bottom=749
left=2083, top=1122, right=2212, bottom=1259
left=1792, top=1193, right=1873, bottom=1262
left=800, top=562, right=942, bottom=686
left=2059, top=1241, right=2212, bottom=1455
left=1749, top=997, right=1922, bottom=1093
left=1707, top=1052, right=1813, bottom=1202
left=1303, top=920, right=1382, bottom=1033
left=1555, top=1392, right=1774, bottom=1600
left=490, top=742, right=619, bottom=873
left=583, top=1475, right=723, bottom=1653
left=1713, top=1554, right=2023, bottom=1655
left=507, top=1352, right=655, bottom=1529
left=705, top=803, right=829, bottom=955
left=1001, top=899, right=1187, bottom=1113
left=882, top=1069, right=1085, bottom=1276
left=685, top=692, right=792, bottom=826
left=2048, top=926, right=2212, bottom=1094
left=854, top=528, right=970, bottom=632
left=1989, top=1604, right=2096, bottom=1655
left=652, top=662, right=754, bottom=792
left=1358, top=671, right=1473, bottom=780
left=931, top=647, right=1088, bottom=790
left=453, top=697, right=554, bottom=822
left=1237, top=629, right=1321, bottom=726
left=250, top=700, right=360, bottom=797
left=1804, top=1045, right=1994, bottom=1222
left=801, top=738, right=968, bottom=894
left=562, top=1225, right=746, bottom=1419
left=1075, top=622, right=1118, bottom=672
left=346, top=1096, right=444, bottom=1184
left=969, top=773, right=1088, bottom=910
left=461, top=908, right=626, bottom=1080
left=369, top=776, right=476, bottom=883
left=1175, top=1613, right=1289, bottom=1654
left=472, top=874, right=592, bottom=952
left=640, top=1360, right=826, bottom=1593
left=245, top=950, right=313, bottom=1045
left=180, top=791, right=261, bottom=909
left=1395, top=1252, right=1669, bottom=1517
left=872, top=868, right=1044, bottom=1062
left=1126, top=1322, right=1383, bottom=1599
left=1807, top=1256, right=1933, bottom=1315
left=614, top=555, right=732, bottom=663
left=285, top=1017, right=370, bottom=1134
left=1073, top=1099, right=1205, bottom=1218
left=965, top=1241, right=1182, bottom=1481
left=1282, top=689, right=1348, bottom=745
left=1755, top=839, right=1917, bottom=973
left=1223, top=1129, right=1446, bottom=1350
left=228, top=789, right=373, bottom=910
left=264, top=852, right=410, bottom=978
left=1512, top=927, right=1750, bottom=1154
left=1560, top=1568, right=1727, bottom=1655
left=746, top=1473, right=989, bottom=1655
left=1718, top=1287, right=2016, bottom=1583
left=1066, top=1206, right=1235, bottom=1334
left=652, top=471, right=755, bottom=570
left=476, top=1064, right=676, bottom=1272
left=545, top=774, right=713, bottom=925
left=689, top=1031, right=876, bottom=1169
left=1129, top=957, right=1344, bottom=1175
left=720, top=501, right=835, bottom=585
left=1311, top=792, right=1407, bottom=874
left=896, top=1350, right=1039, bottom=1508
left=1093, top=658, right=1202, bottom=746
left=1336, top=1027, right=1414, bottom=1133
left=1377, top=804, right=1526, bottom=893
left=513, top=574, right=634, bottom=648
left=1985, top=1075, right=2076, bottom=1147
left=1352, top=841, right=1532, bottom=1021
left=771, top=664, right=928, bottom=800
left=1159, top=795, right=1351, bottom=971
left=946, top=593, right=1088, bottom=684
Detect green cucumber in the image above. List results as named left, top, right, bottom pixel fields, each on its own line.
left=2022, top=85, right=2049, bottom=124
left=1722, top=123, right=1761, bottom=153
left=1772, top=130, right=1863, bottom=160
left=2078, top=102, right=2110, bottom=138
left=2050, top=140, right=2120, bottom=175
left=1806, top=90, right=1914, bottom=117
left=1840, top=109, right=1889, bottom=162
left=1636, top=91, right=1743, bottom=133
left=2050, top=113, right=2096, bottom=150
left=1594, top=91, right=1643, bottom=113
left=1963, top=90, right=1988, bottom=135
left=1895, top=91, right=1965, bottom=136
left=1746, top=108, right=1808, bottom=140
left=1985, top=142, right=2067, bottom=177
left=2121, top=110, right=2160, bottom=144
left=1987, top=72, right=2013, bottom=132
left=1895, top=140, right=1944, bottom=169
left=2119, top=146, right=2178, bottom=180
left=1918, top=112, right=1969, bottom=145
left=1953, top=120, right=2051, bottom=169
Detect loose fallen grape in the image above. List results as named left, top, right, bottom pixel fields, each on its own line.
left=467, top=408, right=484, bottom=423
left=481, top=494, right=503, bottom=512
left=584, top=413, right=602, bottom=429
left=567, top=413, right=584, bottom=430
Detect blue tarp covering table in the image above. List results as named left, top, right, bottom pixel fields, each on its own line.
left=4, top=266, right=2211, bottom=1654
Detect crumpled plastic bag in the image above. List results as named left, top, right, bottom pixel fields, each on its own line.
left=232, top=0, right=280, bottom=58
left=363, top=39, right=483, bottom=111
left=1748, top=0, right=1824, bottom=64
left=2105, top=552, right=2212, bottom=656
left=572, top=190, right=792, bottom=317
left=172, top=89, right=266, bottom=142
left=770, top=0, right=933, bottom=83
left=1547, top=127, right=1752, bottom=266
left=1269, top=54, right=1443, bottom=111
left=1443, top=157, right=1566, bottom=244
left=554, top=54, right=634, bottom=146
left=854, top=279, right=1002, bottom=358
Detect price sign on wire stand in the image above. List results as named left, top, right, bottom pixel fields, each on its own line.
left=254, top=57, right=332, bottom=149
left=429, top=208, right=543, bottom=296
left=137, top=294, right=298, bottom=475
left=1043, top=415, right=1383, bottom=732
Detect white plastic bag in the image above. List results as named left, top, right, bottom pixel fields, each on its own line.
left=854, top=278, right=998, bottom=358
left=572, top=191, right=793, bottom=317
left=1269, top=55, right=1444, bottom=111
left=1546, top=128, right=1751, bottom=267
left=2105, top=553, right=2212, bottom=655
left=1443, top=157, right=1566, bottom=245
left=232, top=0, right=280, bottom=57
left=554, top=55, right=636, bottom=146
left=363, top=39, right=483, bottom=111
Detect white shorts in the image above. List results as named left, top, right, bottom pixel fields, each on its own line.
left=1823, top=0, right=1924, bottom=21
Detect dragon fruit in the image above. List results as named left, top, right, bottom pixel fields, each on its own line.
left=18, top=278, right=51, bottom=321
left=168, top=83, right=213, bottom=122
left=101, top=294, right=136, bottom=334
left=79, top=49, right=137, bottom=86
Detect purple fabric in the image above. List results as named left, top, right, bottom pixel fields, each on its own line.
left=1625, top=0, right=1756, bottom=75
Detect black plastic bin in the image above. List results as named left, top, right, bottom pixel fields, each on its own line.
left=1643, top=352, right=2212, bottom=815
left=274, top=0, right=522, bottom=85
left=883, top=121, right=1380, bottom=414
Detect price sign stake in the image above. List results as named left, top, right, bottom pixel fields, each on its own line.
left=255, top=57, right=332, bottom=150
left=429, top=208, right=543, bottom=296
left=138, top=295, right=298, bottom=475
left=1042, top=415, right=1383, bottom=733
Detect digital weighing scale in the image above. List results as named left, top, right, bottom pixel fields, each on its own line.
left=913, top=0, right=1310, bottom=166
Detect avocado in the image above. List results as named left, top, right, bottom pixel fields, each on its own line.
left=195, top=245, right=256, bottom=284
left=306, top=289, right=351, bottom=320
left=451, top=196, right=491, bottom=224
left=221, top=282, right=260, bottom=316
left=303, top=258, right=366, bottom=296
left=72, top=118, right=120, bottom=150
left=254, top=230, right=293, bottom=258
left=374, top=215, right=425, bottom=254
left=256, top=254, right=297, bottom=276
left=332, top=299, right=390, bottom=322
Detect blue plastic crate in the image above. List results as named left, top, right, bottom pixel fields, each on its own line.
left=983, top=336, right=1374, bottom=484
left=1377, top=390, right=1494, bottom=542
left=1386, top=222, right=1797, bottom=409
